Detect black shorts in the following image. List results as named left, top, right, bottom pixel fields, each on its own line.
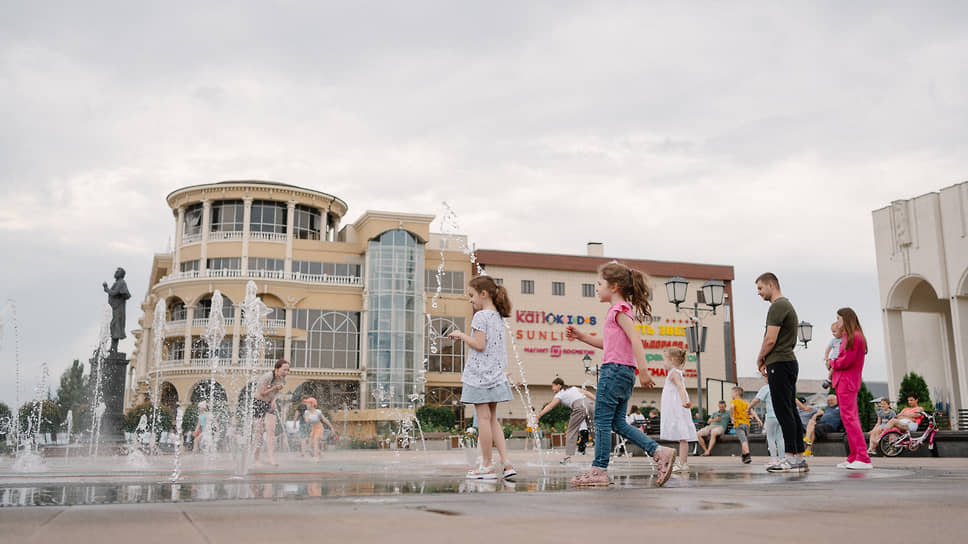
left=253, top=399, right=275, bottom=419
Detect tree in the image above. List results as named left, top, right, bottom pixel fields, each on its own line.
left=181, top=403, right=198, bottom=434
left=56, top=359, right=90, bottom=432
left=18, top=400, right=63, bottom=435
left=0, top=401, right=11, bottom=440
left=897, top=372, right=933, bottom=412
left=857, top=382, right=875, bottom=431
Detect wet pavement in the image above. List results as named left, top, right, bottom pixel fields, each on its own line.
left=1, top=451, right=966, bottom=542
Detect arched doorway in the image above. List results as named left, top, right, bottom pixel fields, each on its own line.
left=159, top=382, right=179, bottom=416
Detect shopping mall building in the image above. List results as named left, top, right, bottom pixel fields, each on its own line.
left=129, top=180, right=736, bottom=434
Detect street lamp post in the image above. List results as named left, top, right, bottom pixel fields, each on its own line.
left=582, top=353, right=598, bottom=379
left=663, top=276, right=726, bottom=421
left=797, top=320, right=814, bottom=348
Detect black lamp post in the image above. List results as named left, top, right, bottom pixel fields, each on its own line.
left=798, top=320, right=814, bottom=348
left=663, top=276, right=726, bottom=420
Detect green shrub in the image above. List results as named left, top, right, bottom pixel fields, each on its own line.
left=416, top=405, right=457, bottom=430
left=857, top=382, right=875, bottom=430
left=539, top=403, right=570, bottom=431
left=123, top=402, right=174, bottom=437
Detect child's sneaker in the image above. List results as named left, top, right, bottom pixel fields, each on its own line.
left=672, top=461, right=689, bottom=473
left=742, top=453, right=752, bottom=464
left=803, top=447, right=813, bottom=457
left=502, top=464, right=517, bottom=479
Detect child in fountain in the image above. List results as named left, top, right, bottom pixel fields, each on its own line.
left=303, top=397, right=339, bottom=459
left=660, top=347, right=698, bottom=472
left=447, top=275, right=516, bottom=480
left=565, top=261, right=677, bottom=487
left=251, top=359, right=290, bottom=466
left=534, top=377, right=595, bottom=464
left=192, top=401, right=210, bottom=454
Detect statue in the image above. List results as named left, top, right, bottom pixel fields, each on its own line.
left=102, top=267, right=131, bottom=353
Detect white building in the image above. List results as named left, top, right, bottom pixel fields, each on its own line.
left=873, top=181, right=968, bottom=424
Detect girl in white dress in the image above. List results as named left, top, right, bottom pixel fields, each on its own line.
left=660, top=347, right=698, bottom=471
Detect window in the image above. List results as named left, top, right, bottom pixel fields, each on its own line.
left=424, top=269, right=465, bottom=294
left=180, top=260, right=199, bottom=273
left=248, top=257, right=284, bottom=272
left=183, top=203, right=203, bottom=237
left=290, top=310, right=360, bottom=369
left=582, top=283, right=595, bottom=298
left=521, top=279, right=534, bottom=294
left=210, top=200, right=244, bottom=232
left=168, top=300, right=187, bottom=321
left=165, top=338, right=185, bottom=361
left=249, top=200, right=287, bottom=233
left=426, top=317, right=465, bottom=373
left=189, top=337, right=232, bottom=360
left=195, top=295, right=235, bottom=319
left=293, top=205, right=322, bottom=240
left=292, top=260, right=362, bottom=278
left=552, top=281, right=565, bottom=296
left=206, top=257, right=241, bottom=271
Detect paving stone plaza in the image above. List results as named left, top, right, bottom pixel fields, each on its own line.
left=2, top=450, right=965, bottom=542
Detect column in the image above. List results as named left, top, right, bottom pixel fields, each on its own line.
left=241, top=197, right=253, bottom=275
left=174, top=206, right=185, bottom=270
left=359, top=291, right=369, bottom=410
left=283, top=303, right=294, bottom=364
left=285, top=200, right=296, bottom=275
left=949, top=297, right=968, bottom=425
left=882, top=309, right=908, bottom=396
left=183, top=306, right=194, bottom=367
left=199, top=199, right=211, bottom=274
left=231, top=302, right=242, bottom=367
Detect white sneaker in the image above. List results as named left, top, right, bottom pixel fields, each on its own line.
left=845, top=460, right=873, bottom=470
left=836, top=461, right=850, bottom=469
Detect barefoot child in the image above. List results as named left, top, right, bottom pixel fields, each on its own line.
left=660, top=347, right=698, bottom=472
left=565, top=261, right=677, bottom=487
left=448, top=275, right=516, bottom=480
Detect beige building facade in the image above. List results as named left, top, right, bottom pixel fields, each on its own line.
left=129, top=180, right=736, bottom=436
left=873, top=180, right=968, bottom=422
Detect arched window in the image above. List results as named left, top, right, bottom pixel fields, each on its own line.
left=426, top=317, right=465, bottom=373
left=195, top=294, right=235, bottom=319
left=291, top=310, right=360, bottom=369
left=168, top=299, right=187, bottom=321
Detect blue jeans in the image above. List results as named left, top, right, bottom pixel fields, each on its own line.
left=593, top=363, right=659, bottom=469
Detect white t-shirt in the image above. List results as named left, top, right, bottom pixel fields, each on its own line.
left=555, top=387, right=586, bottom=409
left=461, top=309, right=508, bottom=388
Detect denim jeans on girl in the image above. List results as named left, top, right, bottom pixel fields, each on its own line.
left=593, top=363, right=659, bottom=469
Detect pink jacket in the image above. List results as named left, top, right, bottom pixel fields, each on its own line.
left=830, top=332, right=866, bottom=393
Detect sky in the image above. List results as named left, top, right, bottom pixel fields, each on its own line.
left=2, top=1, right=967, bottom=408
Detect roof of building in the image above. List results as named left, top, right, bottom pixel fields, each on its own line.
left=476, top=249, right=734, bottom=281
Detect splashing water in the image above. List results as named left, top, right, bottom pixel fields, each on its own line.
left=14, top=364, right=51, bottom=472
left=437, top=202, right=546, bottom=472
left=170, top=406, right=184, bottom=482
left=235, top=280, right=269, bottom=477
left=88, top=306, right=112, bottom=457
left=202, top=290, right=226, bottom=462
left=149, top=299, right=166, bottom=454
left=2, top=300, right=24, bottom=451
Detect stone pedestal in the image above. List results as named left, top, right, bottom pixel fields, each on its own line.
left=89, top=351, right=130, bottom=443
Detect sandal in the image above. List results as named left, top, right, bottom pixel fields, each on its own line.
left=570, top=467, right=610, bottom=486
left=502, top=464, right=517, bottom=479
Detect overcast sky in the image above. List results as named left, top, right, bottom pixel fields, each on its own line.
left=2, top=1, right=966, bottom=408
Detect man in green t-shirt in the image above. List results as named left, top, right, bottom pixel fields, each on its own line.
left=755, top=272, right=808, bottom=473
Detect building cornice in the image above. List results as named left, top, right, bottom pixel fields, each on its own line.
left=476, top=249, right=734, bottom=281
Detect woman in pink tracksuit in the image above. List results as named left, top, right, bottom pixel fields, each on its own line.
left=829, top=307, right=871, bottom=469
